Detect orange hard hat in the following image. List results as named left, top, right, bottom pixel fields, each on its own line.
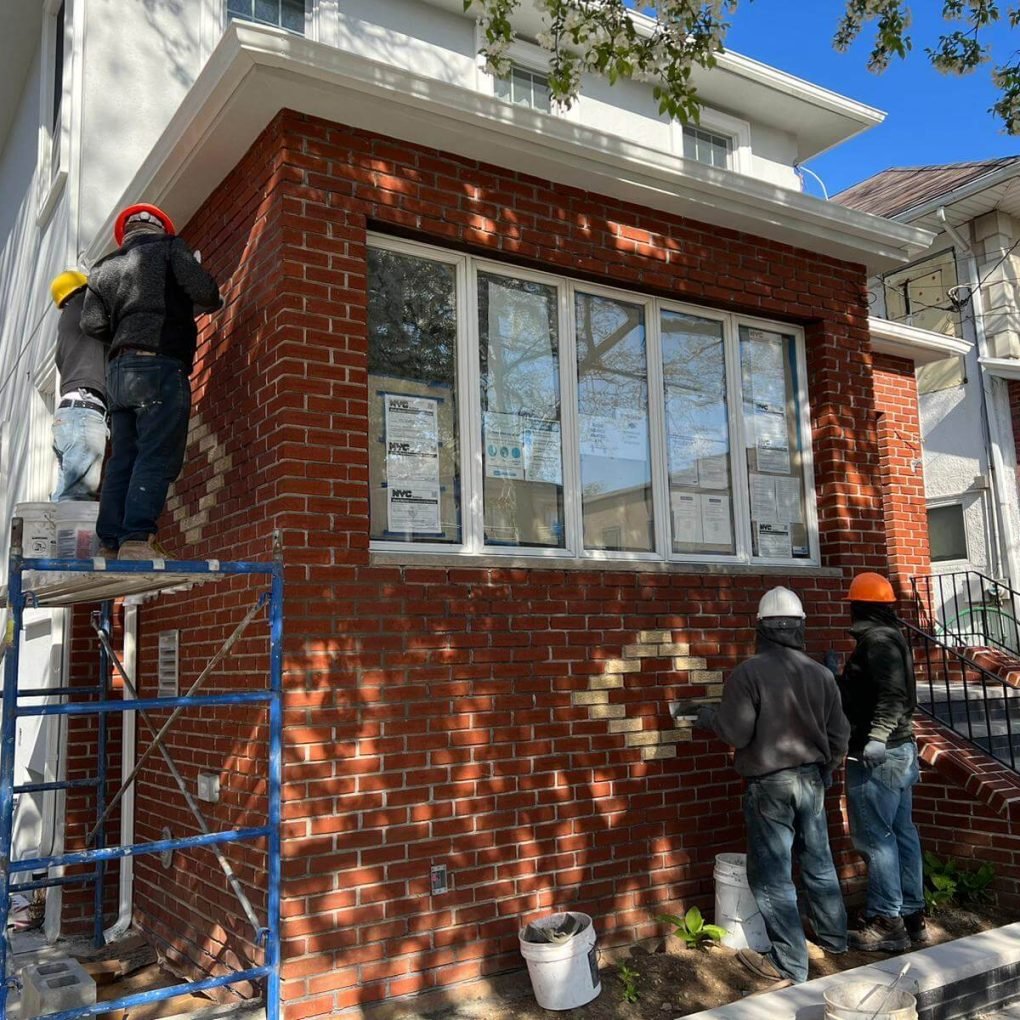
left=847, top=572, right=896, bottom=603
left=114, top=203, right=176, bottom=246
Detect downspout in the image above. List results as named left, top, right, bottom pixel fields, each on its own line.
left=103, top=603, right=136, bottom=942
left=938, top=206, right=1020, bottom=588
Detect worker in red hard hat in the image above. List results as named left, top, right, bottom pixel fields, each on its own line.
left=80, top=202, right=221, bottom=560
left=838, top=572, right=926, bottom=953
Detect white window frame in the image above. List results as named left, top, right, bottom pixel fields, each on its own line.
left=37, top=0, right=72, bottom=224
left=368, top=233, right=819, bottom=567
left=926, top=498, right=970, bottom=566
left=213, top=0, right=314, bottom=47
left=673, top=107, right=752, bottom=175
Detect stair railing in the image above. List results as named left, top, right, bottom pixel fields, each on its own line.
left=910, top=570, right=1020, bottom=657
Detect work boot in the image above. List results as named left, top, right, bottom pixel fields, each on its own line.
left=736, top=948, right=792, bottom=985
left=849, top=915, right=910, bottom=952
left=903, top=910, right=931, bottom=945
left=118, top=540, right=164, bottom=562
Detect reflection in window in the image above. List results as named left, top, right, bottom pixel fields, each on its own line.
left=227, top=0, right=305, bottom=33
left=662, top=311, right=734, bottom=555
left=367, top=249, right=460, bottom=543
left=494, top=66, right=551, bottom=112
left=478, top=274, right=564, bottom=547
left=683, top=126, right=731, bottom=169
left=576, top=293, right=651, bottom=552
left=740, top=326, right=810, bottom=559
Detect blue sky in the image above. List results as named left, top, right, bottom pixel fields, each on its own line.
left=722, top=0, right=1019, bottom=197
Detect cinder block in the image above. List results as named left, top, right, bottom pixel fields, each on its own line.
left=20, top=957, right=96, bottom=1018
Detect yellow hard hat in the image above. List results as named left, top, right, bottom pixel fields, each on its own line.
left=50, top=270, right=87, bottom=309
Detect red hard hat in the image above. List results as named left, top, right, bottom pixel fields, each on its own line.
left=847, top=572, right=897, bottom=603
left=114, top=203, right=176, bottom=246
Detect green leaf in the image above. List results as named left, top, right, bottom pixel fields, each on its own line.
left=685, top=906, right=704, bottom=934
left=702, top=925, right=728, bottom=941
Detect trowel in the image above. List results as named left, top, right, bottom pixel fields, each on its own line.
left=669, top=699, right=706, bottom=723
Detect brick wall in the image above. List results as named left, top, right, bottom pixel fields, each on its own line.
left=91, top=110, right=930, bottom=1017
left=873, top=353, right=931, bottom=606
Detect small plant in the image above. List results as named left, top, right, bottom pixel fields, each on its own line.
left=617, top=961, right=640, bottom=1003
left=658, top=906, right=727, bottom=949
left=923, top=852, right=996, bottom=912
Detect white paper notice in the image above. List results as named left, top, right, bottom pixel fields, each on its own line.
left=522, top=419, right=562, bottom=485
left=698, top=449, right=730, bottom=490
left=754, top=406, right=791, bottom=474
left=749, top=473, right=778, bottom=523
left=775, top=475, right=804, bottom=525
left=701, top=494, right=732, bottom=546
left=671, top=492, right=703, bottom=546
left=580, top=412, right=648, bottom=462
left=758, top=522, right=792, bottom=559
left=484, top=411, right=524, bottom=480
left=384, top=395, right=440, bottom=483
left=388, top=484, right=441, bottom=534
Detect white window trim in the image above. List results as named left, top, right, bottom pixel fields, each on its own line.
left=926, top=497, right=971, bottom=566
left=368, top=233, right=819, bottom=567
left=37, top=0, right=72, bottom=225
left=673, top=107, right=752, bottom=175
left=206, top=0, right=316, bottom=57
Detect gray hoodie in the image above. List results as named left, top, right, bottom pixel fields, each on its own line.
left=708, top=621, right=850, bottom=778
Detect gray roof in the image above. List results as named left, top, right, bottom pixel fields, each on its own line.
left=834, top=156, right=1020, bottom=218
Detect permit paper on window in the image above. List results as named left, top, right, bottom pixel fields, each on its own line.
left=757, top=522, right=792, bottom=559
left=484, top=411, right=525, bottom=480
left=754, top=405, right=790, bottom=475
left=580, top=412, right=648, bottom=462
left=521, top=418, right=562, bottom=484
left=749, top=472, right=778, bottom=523
left=671, top=491, right=702, bottom=545
left=701, top=493, right=732, bottom=546
left=384, top=394, right=439, bottom=483
left=775, top=475, right=804, bottom=525
left=387, top=484, right=441, bottom=534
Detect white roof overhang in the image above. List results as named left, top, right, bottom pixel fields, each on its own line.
left=84, top=22, right=932, bottom=273
left=869, top=317, right=971, bottom=365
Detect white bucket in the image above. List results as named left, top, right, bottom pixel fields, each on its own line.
left=824, top=980, right=917, bottom=1020
left=518, top=912, right=600, bottom=1010
left=14, top=503, right=56, bottom=558
left=714, top=853, right=770, bottom=952
left=54, top=501, right=99, bottom=559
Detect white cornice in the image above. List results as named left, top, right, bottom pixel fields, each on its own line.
left=869, top=317, right=971, bottom=365
left=980, top=356, right=1020, bottom=381
left=84, top=23, right=931, bottom=271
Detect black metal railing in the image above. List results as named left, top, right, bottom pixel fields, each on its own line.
left=906, top=619, right=1019, bottom=771
left=911, top=570, right=1020, bottom=657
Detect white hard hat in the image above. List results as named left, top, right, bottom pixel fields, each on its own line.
left=757, top=586, right=805, bottom=620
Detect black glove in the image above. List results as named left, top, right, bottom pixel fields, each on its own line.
left=694, top=705, right=717, bottom=733
left=822, top=768, right=834, bottom=790
left=862, top=739, right=887, bottom=767
left=823, top=650, right=842, bottom=675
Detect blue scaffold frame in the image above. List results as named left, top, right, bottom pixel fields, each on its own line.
left=0, top=519, right=283, bottom=1020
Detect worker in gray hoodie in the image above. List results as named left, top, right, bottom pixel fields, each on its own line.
left=696, top=587, right=850, bottom=989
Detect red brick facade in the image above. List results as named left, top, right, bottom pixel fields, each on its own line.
left=68, top=111, right=940, bottom=1017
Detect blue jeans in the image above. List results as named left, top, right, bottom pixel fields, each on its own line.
left=97, top=355, right=190, bottom=548
left=51, top=405, right=108, bottom=501
left=846, top=741, right=925, bottom=918
left=744, top=764, right=848, bottom=983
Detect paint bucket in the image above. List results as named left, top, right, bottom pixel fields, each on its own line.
left=714, top=853, right=770, bottom=951
left=824, top=980, right=917, bottom=1020
left=14, top=503, right=56, bottom=558
left=519, top=912, right=600, bottom=1010
left=54, top=501, right=99, bottom=559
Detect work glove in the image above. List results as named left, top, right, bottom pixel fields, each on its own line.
left=694, top=705, right=717, bottom=733
left=822, top=768, right=834, bottom=790
left=862, top=739, right=887, bottom=768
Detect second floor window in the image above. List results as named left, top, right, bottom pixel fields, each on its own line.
left=683, top=126, right=732, bottom=169
left=494, top=65, right=551, bottom=112
left=227, top=0, right=305, bottom=33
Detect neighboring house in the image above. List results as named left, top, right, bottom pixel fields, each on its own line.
left=838, top=159, right=1020, bottom=633
left=5, top=2, right=1003, bottom=1017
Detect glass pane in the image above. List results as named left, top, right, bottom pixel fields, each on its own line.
left=52, top=1, right=65, bottom=130
left=511, top=67, right=533, bottom=107
left=740, top=325, right=811, bottom=559
left=661, top=310, right=734, bottom=555
left=478, top=273, right=564, bottom=547
left=494, top=75, right=512, bottom=101
left=928, top=505, right=968, bottom=562
left=254, top=0, right=279, bottom=25
left=532, top=75, right=551, bottom=112
left=577, top=293, right=652, bottom=552
left=226, top=0, right=252, bottom=14
left=367, top=249, right=461, bottom=544
left=682, top=133, right=697, bottom=162
left=281, top=0, right=305, bottom=32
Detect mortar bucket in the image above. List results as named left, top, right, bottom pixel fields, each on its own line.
left=519, top=912, right=600, bottom=1010
left=824, top=980, right=918, bottom=1020
left=714, top=853, right=770, bottom=951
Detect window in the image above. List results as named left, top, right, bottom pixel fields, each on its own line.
left=227, top=0, right=305, bottom=33
left=494, top=66, right=551, bottom=112
left=51, top=0, right=65, bottom=176
left=368, top=236, right=818, bottom=564
left=683, top=126, right=732, bottom=169
left=883, top=250, right=961, bottom=338
left=928, top=504, right=968, bottom=563
left=38, top=0, right=70, bottom=218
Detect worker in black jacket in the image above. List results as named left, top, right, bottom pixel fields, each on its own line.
left=838, top=572, right=926, bottom=952
left=81, top=203, right=222, bottom=560
left=696, top=586, right=849, bottom=990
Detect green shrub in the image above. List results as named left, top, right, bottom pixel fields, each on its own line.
left=617, top=961, right=640, bottom=1003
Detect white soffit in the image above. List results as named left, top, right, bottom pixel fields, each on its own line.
left=85, top=23, right=931, bottom=272
left=869, top=317, right=971, bottom=365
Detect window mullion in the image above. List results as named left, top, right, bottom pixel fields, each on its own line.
left=561, top=283, right=583, bottom=557
left=647, top=299, right=670, bottom=561
left=463, top=258, right=484, bottom=554
left=724, top=313, right=753, bottom=562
